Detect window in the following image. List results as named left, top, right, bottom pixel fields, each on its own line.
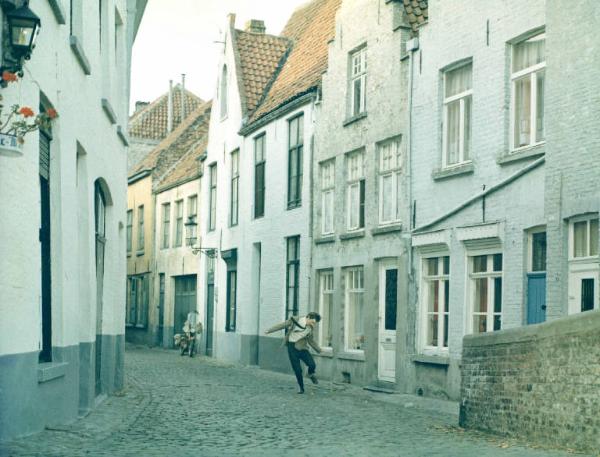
left=127, top=275, right=149, bottom=327
left=421, top=256, right=449, bottom=352
left=443, top=64, right=472, bottom=167
left=220, top=65, right=228, bottom=118
left=126, top=209, right=132, bottom=253
left=349, top=46, right=367, bottom=117
left=137, top=205, right=144, bottom=252
left=230, top=150, right=239, bottom=226
left=530, top=231, right=547, bottom=272
left=39, top=131, right=52, bottom=362
left=378, top=138, right=402, bottom=224
left=571, top=217, right=599, bottom=258
left=287, top=115, right=303, bottom=208
left=346, top=151, right=365, bottom=231
left=286, top=236, right=300, bottom=319
left=512, top=32, right=545, bottom=150
left=186, top=195, right=197, bottom=246
left=174, top=200, right=183, bottom=247
left=344, top=267, right=365, bottom=351
left=161, top=203, right=170, bottom=249
left=317, top=270, right=334, bottom=348
left=226, top=270, right=237, bottom=331
left=320, top=160, right=335, bottom=235
left=208, top=164, right=217, bottom=231
left=254, top=134, right=266, bottom=218
left=469, top=254, right=503, bottom=334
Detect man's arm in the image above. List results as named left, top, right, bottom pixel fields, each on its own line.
left=265, top=319, right=290, bottom=334
left=307, top=334, right=322, bottom=354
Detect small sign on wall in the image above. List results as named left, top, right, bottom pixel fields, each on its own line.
left=0, top=133, right=22, bottom=155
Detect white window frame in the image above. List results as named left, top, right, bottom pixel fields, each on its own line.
left=349, top=46, right=367, bottom=117
left=568, top=215, right=599, bottom=261
left=468, top=252, right=503, bottom=334
left=174, top=199, right=183, bottom=247
left=420, top=254, right=450, bottom=354
left=344, top=266, right=365, bottom=353
left=320, top=160, right=335, bottom=235
left=378, top=138, right=402, bottom=225
left=126, top=209, right=132, bottom=253
left=510, top=32, right=546, bottom=152
left=317, top=270, right=334, bottom=350
left=346, top=151, right=365, bottom=232
left=527, top=226, right=547, bottom=273
left=161, top=202, right=170, bottom=249
left=442, top=63, right=472, bottom=168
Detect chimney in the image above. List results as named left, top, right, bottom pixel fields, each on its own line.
left=167, top=80, right=173, bottom=133
left=135, top=101, right=149, bottom=113
left=227, top=13, right=236, bottom=28
left=245, top=19, right=266, bottom=34
left=181, top=73, right=186, bottom=121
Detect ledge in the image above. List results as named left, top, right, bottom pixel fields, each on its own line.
left=432, top=162, right=474, bottom=181
left=38, top=361, right=68, bottom=383
left=371, top=224, right=403, bottom=236
left=315, top=235, right=335, bottom=245
left=343, top=112, right=367, bottom=127
left=497, top=144, right=545, bottom=165
left=411, top=354, right=450, bottom=366
left=337, top=351, right=365, bottom=362
left=339, top=230, right=365, bottom=241
left=117, top=125, right=129, bottom=146
left=48, top=0, right=66, bottom=24
left=69, top=36, right=91, bottom=75
left=101, top=99, right=117, bottom=124
left=136, top=250, right=145, bottom=257
left=315, top=349, right=333, bottom=358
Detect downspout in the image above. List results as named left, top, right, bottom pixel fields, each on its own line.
left=406, top=36, right=419, bottom=283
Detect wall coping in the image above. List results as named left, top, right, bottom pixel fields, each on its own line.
left=463, top=309, right=600, bottom=348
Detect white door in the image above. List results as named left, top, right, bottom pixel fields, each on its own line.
left=378, top=260, right=398, bottom=382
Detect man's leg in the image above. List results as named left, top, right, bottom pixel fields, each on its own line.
left=287, top=343, right=305, bottom=392
left=298, top=350, right=318, bottom=384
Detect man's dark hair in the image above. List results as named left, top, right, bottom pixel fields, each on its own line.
left=307, top=312, right=321, bottom=322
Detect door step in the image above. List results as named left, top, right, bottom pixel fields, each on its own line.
left=363, top=385, right=396, bottom=394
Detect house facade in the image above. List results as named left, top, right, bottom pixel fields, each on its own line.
left=310, top=0, right=411, bottom=387
left=0, top=0, right=146, bottom=441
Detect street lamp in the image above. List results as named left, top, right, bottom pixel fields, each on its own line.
left=191, top=247, right=218, bottom=258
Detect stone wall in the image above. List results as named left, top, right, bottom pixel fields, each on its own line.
left=460, top=309, right=600, bottom=453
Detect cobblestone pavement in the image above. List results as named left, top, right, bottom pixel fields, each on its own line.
left=1, top=346, right=592, bottom=457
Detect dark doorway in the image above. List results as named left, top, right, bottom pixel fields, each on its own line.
left=174, top=275, right=197, bottom=336
left=39, top=131, right=52, bottom=363
left=94, top=180, right=107, bottom=396
left=205, top=257, right=215, bottom=356
left=158, top=273, right=165, bottom=346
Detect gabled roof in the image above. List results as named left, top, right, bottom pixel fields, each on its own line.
left=130, top=101, right=212, bottom=186
left=234, top=30, right=290, bottom=115
left=247, top=0, right=342, bottom=124
left=128, top=85, right=203, bottom=141
left=401, top=0, right=428, bottom=36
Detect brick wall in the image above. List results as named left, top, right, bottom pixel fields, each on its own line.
left=460, top=309, right=600, bottom=453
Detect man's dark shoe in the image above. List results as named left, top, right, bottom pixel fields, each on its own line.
left=297, top=387, right=305, bottom=394
left=309, top=374, right=318, bottom=385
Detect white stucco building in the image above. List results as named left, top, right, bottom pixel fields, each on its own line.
left=0, top=0, right=146, bottom=440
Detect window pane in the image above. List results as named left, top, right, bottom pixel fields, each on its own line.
left=514, top=77, right=532, bottom=147
left=384, top=269, right=398, bottom=331
left=446, top=100, right=460, bottom=165
left=443, top=256, right=450, bottom=275
left=473, top=315, right=487, bottom=334
left=493, top=254, right=503, bottom=272
left=353, top=78, right=362, bottom=116
left=474, top=278, right=488, bottom=312
left=473, top=255, right=487, bottom=273
left=464, top=96, right=472, bottom=160
left=493, top=315, right=502, bottom=331
left=536, top=70, right=545, bottom=142
left=428, top=280, right=439, bottom=313
left=581, top=278, right=595, bottom=312
left=590, top=219, right=599, bottom=256
left=445, top=64, right=472, bottom=98
left=513, top=33, right=545, bottom=72
left=443, top=312, right=449, bottom=348
left=574, top=221, right=587, bottom=257
left=531, top=232, right=547, bottom=271
left=427, top=314, right=438, bottom=347
left=444, top=279, right=449, bottom=312
left=427, top=258, right=438, bottom=276
left=381, top=175, right=393, bottom=222
left=494, top=277, right=502, bottom=313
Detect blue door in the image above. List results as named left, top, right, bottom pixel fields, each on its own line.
left=527, top=272, right=546, bottom=324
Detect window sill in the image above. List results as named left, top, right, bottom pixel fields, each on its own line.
left=315, top=235, right=336, bottom=245
left=315, top=348, right=333, bottom=358
left=498, top=143, right=545, bottom=165
left=48, top=0, right=66, bottom=24
left=411, top=354, right=450, bottom=366
left=337, top=351, right=365, bottom=362
left=127, top=252, right=132, bottom=258
left=287, top=202, right=302, bottom=211
left=135, top=324, right=147, bottom=329
left=38, top=361, right=68, bottom=383
left=343, top=112, right=367, bottom=127
left=372, top=223, right=403, bottom=236
left=432, top=162, right=474, bottom=181
left=69, top=35, right=91, bottom=75
left=136, top=250, right=145, bottom=257
left=101, top=98, right=117, bottom=125
left=117, top=125, right=129, bottom=146
left=339, top=230, right=365, bottom=241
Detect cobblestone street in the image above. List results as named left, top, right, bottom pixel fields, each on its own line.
left=1, top=346, right=591, bottom=457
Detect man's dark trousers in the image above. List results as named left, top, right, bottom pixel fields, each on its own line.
left=287, top=342, right=316, bottom=390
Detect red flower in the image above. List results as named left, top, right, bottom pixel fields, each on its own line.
left=2, top=71, right=18, bottom=82
left=46, top=108, right=58, bottom=119
left=19, top=106, right=34, bottom=118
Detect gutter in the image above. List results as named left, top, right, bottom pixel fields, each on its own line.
left=127, top=168, right=151, bottom=185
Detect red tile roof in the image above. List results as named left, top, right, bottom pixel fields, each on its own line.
left=129, top=85, right=203, bottom=141
left=402, top=0, right=428, bottom=35
left=248, top=0, right=342, bottom=123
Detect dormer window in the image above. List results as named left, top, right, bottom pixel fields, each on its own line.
left=220, top=65, right=228, bottom=119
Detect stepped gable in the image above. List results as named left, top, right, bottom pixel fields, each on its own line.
left=128, top=86, right=203, bottom=141
left=248, top=0, right=342, bottom=123
left=234, top=29, right=290, bottom=115
left=130, top=101, right=212, bottom=183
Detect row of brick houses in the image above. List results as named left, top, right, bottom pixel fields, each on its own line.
left=126, top=0, right=600, bottom=401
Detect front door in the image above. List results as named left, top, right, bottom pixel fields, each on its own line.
left=378, top=260, right=398, bottom=382
left=205, top=257, right=215, bottom=356
left=527, top=231, right=547, bottom=324
left=158, top=273, right=165, bottom=346
left=174, top=275, right=196, bottom=335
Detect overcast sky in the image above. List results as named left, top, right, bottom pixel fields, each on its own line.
left=130, top=0, right=309, bottom=113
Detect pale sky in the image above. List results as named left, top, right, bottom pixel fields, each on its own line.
left=130, top=0, right=310, bottom=113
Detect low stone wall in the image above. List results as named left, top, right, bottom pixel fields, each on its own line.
left=460, top=309, right=600, bottom=453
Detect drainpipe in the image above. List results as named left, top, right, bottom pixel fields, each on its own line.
left=167, top=79, right=173, bottom=133
left=406, top=36, right=419, bottom=283
left=181, top=73, right=186, bottom=121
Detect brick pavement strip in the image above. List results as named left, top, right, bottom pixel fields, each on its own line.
left=0, top=347, right=592, bottom=457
